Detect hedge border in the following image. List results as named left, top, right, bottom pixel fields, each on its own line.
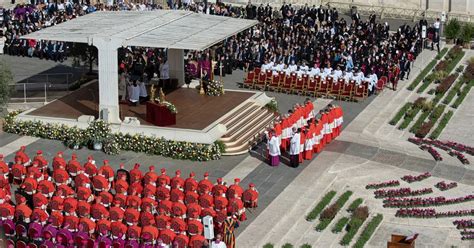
left=435, top=47, right=449, bottom=60
left=347, top=198, right=364, bottom=213
left=315, top=191, right=353, bottom=231
left=306, top=191, right=337, bottom=221
left=407, top=59, right=437, bottom=91
left=332, top=217, right=350, bottom=234
left=340, top=215, right=368, bottom=246
left=409, top=110, right=431, bottom=134
left=452, top=80, right=474, bottom=108
left=443, top=78, right=466, bottom=105
left=389, top=103, right=413, bottom=126
left=429, top=110, right=454, bottom=139
left=352, top=214, right=384, bottom=248
left=399, top=107, right=421, bottom=130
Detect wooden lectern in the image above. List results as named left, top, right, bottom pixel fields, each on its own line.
left=387, top=234, right=416, bottom=248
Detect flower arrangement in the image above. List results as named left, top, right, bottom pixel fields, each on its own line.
left=401, top=172, right=432, bottom=183
left=365, top=180, right=400, bottom=190
left=435, top=181, right=458, bottom=191
left=382, top=195, right=474, bottom=208
left=374, top=187, right=433, bottom=198
left=161, top=101, right=178, bottom=114
left=3, top=111, right=222, bottom=161
left=86, top=120, right=110, bottom=144
left=206, top=80, right=224, bottom=96
left=265, top=98, right=279, bottom=113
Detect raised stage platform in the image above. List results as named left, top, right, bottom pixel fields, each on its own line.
left=19, top=81, right=274, bottom=152
left=28, top=82, right=254, bottom=130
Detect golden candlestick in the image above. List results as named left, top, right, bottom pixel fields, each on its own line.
left=159, top=87, right=166, bottom=103
left=150, top=84, right=156, bottom=103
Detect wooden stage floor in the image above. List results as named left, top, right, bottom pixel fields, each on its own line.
left=28, top=82, right=254, bottom=130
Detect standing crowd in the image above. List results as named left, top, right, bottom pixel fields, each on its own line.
left=0, top=149, right=259, bottom=247
left=266, top=100, right=343, bottom=167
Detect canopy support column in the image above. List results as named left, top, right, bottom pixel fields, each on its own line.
left=168, top=48, right=185, bottom=87
left=95, top=38, right=121, bottom=124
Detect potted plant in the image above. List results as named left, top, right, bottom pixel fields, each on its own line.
left=444, top=18, right=461, bottom=44
left=86, top=120, right=111, bottom=151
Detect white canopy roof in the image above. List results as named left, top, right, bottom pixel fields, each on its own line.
left=23, top=10, right=257, bottom=51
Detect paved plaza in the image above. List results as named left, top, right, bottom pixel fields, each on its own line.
left=2, top=44, right=474, bottom=247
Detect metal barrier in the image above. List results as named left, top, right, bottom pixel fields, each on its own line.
left=9, top=73, right=75, bottom=103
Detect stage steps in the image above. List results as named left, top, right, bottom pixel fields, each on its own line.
left=220, top=102, right=276, bottom=156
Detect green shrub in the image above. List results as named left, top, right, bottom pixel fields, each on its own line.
left=456, top=65, right=466, bottom=74
left=389, top=103, right=412, bottom=126
left=306, top=191, right=337, bottom=221
left=315, top=191, right=353, bottom=231
left=214, top=140, right=226, bottom=154
left=347, top=198, right=364, bottom=213
left=452, top=80, right=474, bottom=108
left=399, top=107, right=420, bottom=130
left=458, top=22, right=474, bottom=45
left=340, top=217, right=367, bottom=246
left=435, top=48, right=449, bottom=60
left=263, top=243, right=275, bottom=248
left=413, top=97, right=426, bottom=109
left=429, top=104, right=446, bottom=122
left=332, top=217, right=350, bottom=234
left=445, top=19, right=461, bottom=40
left=410, top=109, right=431, bottom=133
left=353, top=214, right=384, bottom=248
left=407, top=59, right=437, bottom=90
left=282, top=244, right=294, bottom=248
left=300, top=244, right=312, bottom=248
left=445, top=51, right=466, bottom=75
left=429, top=111, right=454, bottom=139
left=443, top=79, right=465, bottom=105
left=427, top=89, right=435, bottom=95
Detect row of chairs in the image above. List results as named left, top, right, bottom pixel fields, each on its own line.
left=243, top=69, right=389, bottom=101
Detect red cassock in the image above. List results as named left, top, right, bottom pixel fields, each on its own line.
left=53, top=169, right=70, bottom=185
left=113, top=194, right=127, bottom=209
left=21, top=177, right=37, bottom=194
left=170, top=188, right=185, bottom=203
left=185, top=191, right=199, bottom=205
left=143, top=171, right=158, bottom=185
left=91, top=203, right=109, bottom=220
left=211, top=184, right=228, bottom=197
left=52, top=156, right=66, bottom=170
left=171, top=217, right=187, bottom=233
left=99, top=191, right=113, bottom=206
left=127, top=225, right=142, bottom=240
left=299, top=130, right=305, bottom=163
left=158, top=200, right=173, bottom=215
left=170, top=176, right=185, bottom=189
left=50, top=211, right=64, bottom=228
left=32, top=208, right=48, bottom=223
left=63, top=215, right=79, bottom=230
left=126, top=195, right=142, bottom=209
left=200, top=208, right=216, bottom=218
left=198, top=194, right=214, bottom=208
left=198, top=179, right=213, bottom=195
left=83, top=162, right=98, bottom=177
left=92, top=175, right=109, bottom=192
left=227, top=184, right=244, bottom=199
left=190, top=234, right=205, bottom=248
left=157, top=174, right=171, bottom=187
left=143, top=184, right=156, bottom=198
left=243, top=189, right=259, bottom=208
left=0, top=203, right=14, bottom=219
left=33, top=156, right=47, bottom=170
left=57, top=185, right=75, bottom=198
left=98, top=165, right=114, bottom=181
left=77, top=201, right=91, bottom=218
left=37, top=180, right=55, bottom=196
left=172, top=202, right=187, bottom=217
left=142, top=225, right=159, bottom=241
left=111, top=221, right=127, bottom=237
left=174, top=234, right=190, bottom=247
left=11, top=163, right=26, bottom=183
left=186, top=203, right=202, bottom=219
left=124, top=208, right=140, bottom=225
left=214, top=195, right=228, bottom=211
left=228, top=198, right=246, bottom=221
left=280, top=117, right=290, bottom=151
left=66, top=160, right=83, bottom=176
left=139, top=211, right=155, bottom=226
left=155, top=214, right=171, bottom=230
left=97, top=219, right=111, bottom=233
left=79, top=217, right=96, bottom=233
left=114, top=180, right=129, bottom=195
left=63, top=198, right=78, bottom=215
left=159, top=228, right=176, bottom=244
left=49, top=196, right=64, bottom=212
left=109, top=206, right=124, bottom=222
left=74, top=174, right=91, bottom=188
left=129, top=167, right=143, bottom=183
left=76, top=187, right=92, bottom=202
left=187, top=219, right=204, bottom=236
left=128, top=182, right=143, bottom=196
left=141, top=197, right=157, bottom=211
left=0, top=161, right=8, bottom=174
left=184, top=178, right=198, bottom=192
left=156, top=186, right=171, bottom=201
left=15, top=151, right=29, bottom=165
left=215, top=210, right=227, bottom=224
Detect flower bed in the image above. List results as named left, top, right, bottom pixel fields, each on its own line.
left=436, top=209, right=474, bottom=218
left=331, top=217, right=349, bottom=234
left=435, top=181, right=458, bottom=191
left=366, top=180, right=400, bottom=189
left=429, top=111, right=454, bottom=139
left=416, top=121, right=435, bottom=138
left=409, top=110, right=431, bottom=134
left=306, top=191, right=337, bottom=221
left=420, top=145, right=443, bottom=161
left=347, top=198, right=364, bottom=213
left=443, top=75, right=466, bottom=105
left=399, top=105, right=421, bottom=130
left=396, top=208, right=437, bottom=218
left=448, top=150, right=470, bottom=165
left=382, top=195, right=474, bottom=208
left=410, top=138, right=473, bottom=162
left=340, top=206, right=369, bottom=245
left=452, top=79, right=474, bottom=108
left=3, top=111, right=222, bottom=161
left=401, top=172, right=432, bottom=183
left=353, top=214, right=384, bottom=248
left=461, top=235, right=474, bottom=240
left=374, top=187, right=433, bottom=198
left=315, top=191, right=353, bottom=231
left=407, top=59, right=438, bottom=91
left=389, top=103, right=413, bottom=126
left=453, top=219, right=474, bottom=229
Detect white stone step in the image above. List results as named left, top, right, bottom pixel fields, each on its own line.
left=220, top=108, right=268, bottom=142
